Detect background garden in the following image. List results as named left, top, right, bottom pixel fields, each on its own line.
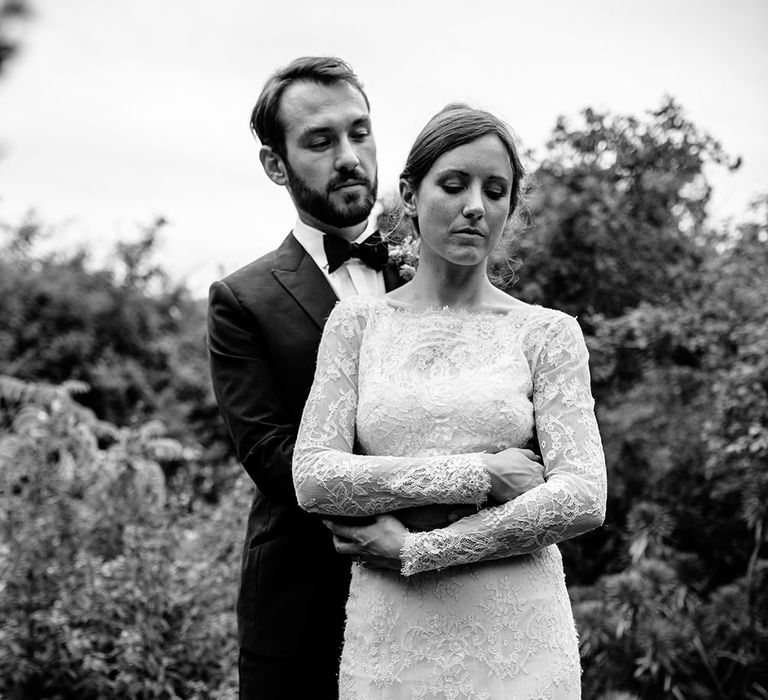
left=1, top=3, right=767, bottom=699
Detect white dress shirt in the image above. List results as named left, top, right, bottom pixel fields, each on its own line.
left=292, top=218, right=386, bottom=300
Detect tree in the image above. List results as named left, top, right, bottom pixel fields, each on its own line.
left=509, top=98, right=739, bottom=320
left=571, top=202, right=768, bottom=698
left=0, top=0, right=29, bottom=76
left=0, top=217, right=234, bottom=498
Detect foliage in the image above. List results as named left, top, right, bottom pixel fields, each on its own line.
left=0, top=0, right=29, bottom=76
left=550, top=147, right=768, bottom=695
left=0, top=216, right=234, bottom=498
left=0, top=375, right=246, bottom=699
left=510, top=97, right=739, bottom=319
left=1, top=217, right=184, bottom=422
left=573, top=528, right=768, bottom=699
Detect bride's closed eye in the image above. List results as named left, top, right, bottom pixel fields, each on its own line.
left=484, top=186, right=507, bottom=200
left=441, top=181, right=464, bottom=194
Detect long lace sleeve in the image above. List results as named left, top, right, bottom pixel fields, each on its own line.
left=292, top=299, right=491, bottom=516
left=400, top=313, right=607, bottom=576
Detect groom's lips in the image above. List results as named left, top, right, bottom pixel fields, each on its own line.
left=334, top=183, right=365, bottom=191
left=331, top=178, right=369, bottom=191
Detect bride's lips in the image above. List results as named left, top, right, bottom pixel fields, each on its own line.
left=453, top=227, right=484, bottom=236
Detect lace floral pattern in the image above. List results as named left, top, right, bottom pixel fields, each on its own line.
left=292, top=296, right=606, bottom=699
left=293, top=302, right=493, bottom=516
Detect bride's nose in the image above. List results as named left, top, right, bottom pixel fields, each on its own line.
left=462, top=185, right=484, bottom=219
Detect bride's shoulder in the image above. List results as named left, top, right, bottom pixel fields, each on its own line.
left=515, top=301, right=571, bottom=323
left=326, top=295, right=388, bottom=328
left=333, top=295, right=389, bottom=315
left=485, top=293, right=552, bottom=320
left=511, top=306, right=587, bottom=365
left=530, top=306, right=580, bottom=331
left=497, top=297, right=579, bottom=334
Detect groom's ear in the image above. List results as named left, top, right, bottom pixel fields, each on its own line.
left=260, top=146, right=288, bottom=186
left=399, top=179, right=417, bottom=217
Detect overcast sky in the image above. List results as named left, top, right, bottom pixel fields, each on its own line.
left=1, top=0, right=766, bottom=296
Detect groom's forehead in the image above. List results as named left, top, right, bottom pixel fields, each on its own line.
left=279, top=80, right=370, bottom=138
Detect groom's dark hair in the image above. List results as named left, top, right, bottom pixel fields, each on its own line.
left=250, top=56, right=370, bottom=160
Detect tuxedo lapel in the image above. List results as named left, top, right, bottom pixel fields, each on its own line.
left=272, top=233, right=338, bottom=330
left=383, top=262, right=405, bottom=292
left=272, top=231, right=405, bottom=325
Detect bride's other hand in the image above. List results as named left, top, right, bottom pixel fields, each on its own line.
left=324, top=514, right=407, bottom=571
left=482, top=448, right=545, bottom=503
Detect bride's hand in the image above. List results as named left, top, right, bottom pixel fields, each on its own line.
left=482, top=448, right=545, bottom=503
left=323, top=514, right=407, bottom=571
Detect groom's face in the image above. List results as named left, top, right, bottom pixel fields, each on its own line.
left=278, top=80, right=378, bottom=231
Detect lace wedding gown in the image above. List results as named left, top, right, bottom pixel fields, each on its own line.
left=293, top=296, right=606, bottom=699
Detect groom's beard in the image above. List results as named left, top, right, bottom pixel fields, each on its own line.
left=284, top=161, right=378, bottom=229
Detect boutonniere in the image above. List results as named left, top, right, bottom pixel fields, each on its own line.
left=386, top=234, right=418, bottom=281
left=378, top=198, right=419, bottom=281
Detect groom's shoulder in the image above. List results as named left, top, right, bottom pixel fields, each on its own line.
left=217, top=233, right=295, bottom=294
left=221, top=251, right=275, bottom=288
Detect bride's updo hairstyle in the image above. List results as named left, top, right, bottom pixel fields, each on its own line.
left=389, top=103, right=526, bottom=286
left=400, top=103, right=525, bottom=224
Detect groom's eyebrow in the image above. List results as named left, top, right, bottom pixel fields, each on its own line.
left=350, top=116, right=371, bottom=130
left=299, top=116, right=372, bottom=139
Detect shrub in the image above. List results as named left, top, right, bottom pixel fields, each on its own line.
left=0, top=375, right=247, bottom=699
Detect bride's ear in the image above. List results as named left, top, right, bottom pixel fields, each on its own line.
left=399, top=179, right=418, bottom=218
left=260, top=146, right=288, bottom=186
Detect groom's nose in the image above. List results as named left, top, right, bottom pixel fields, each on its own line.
left=334, top=135, right=361, bottom=172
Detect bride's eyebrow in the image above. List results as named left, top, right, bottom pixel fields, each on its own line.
left=435, top=169, right=510, bottom=185
left=435, top=169, right=469, bottom=179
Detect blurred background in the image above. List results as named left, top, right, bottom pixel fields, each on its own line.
left=1, top=1, right=766, bottom=698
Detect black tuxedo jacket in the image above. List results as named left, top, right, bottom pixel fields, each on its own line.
left=207, top=232, right=403, bottom=659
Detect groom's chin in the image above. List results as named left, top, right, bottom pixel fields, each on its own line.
left=326, top=201, right=375, bottom=228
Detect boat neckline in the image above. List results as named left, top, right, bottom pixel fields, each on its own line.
left=362, top=296, right=539, bottom=316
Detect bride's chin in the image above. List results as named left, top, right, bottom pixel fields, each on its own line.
left=444, top=249, right=488, bottom=266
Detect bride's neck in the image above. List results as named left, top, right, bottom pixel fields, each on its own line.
left=407, top=263, right=495, bottom=310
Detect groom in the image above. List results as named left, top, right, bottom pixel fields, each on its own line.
left=207, top=57, right=403, bottom=698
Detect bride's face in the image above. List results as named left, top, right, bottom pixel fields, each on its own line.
left=401, top=134, right=513, bottom=269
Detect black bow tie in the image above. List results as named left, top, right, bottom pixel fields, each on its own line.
left=323, top=231, right=388, bottom=273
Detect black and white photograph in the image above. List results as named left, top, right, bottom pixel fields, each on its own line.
left=1, top=1, right=766, bottom=698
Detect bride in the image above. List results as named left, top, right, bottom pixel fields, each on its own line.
left=292, top=104, right=607, bottom=699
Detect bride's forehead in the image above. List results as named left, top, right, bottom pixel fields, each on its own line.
left=430, top=136, right=513, bottom=176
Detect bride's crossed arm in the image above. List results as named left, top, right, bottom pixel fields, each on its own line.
left=292, top=299, right=607, bottom=576
left=292, top=299, right=495, bottom=517
left=293, top=299, right=538, bottom=518
left=396, top=311, right=607, bottom=575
